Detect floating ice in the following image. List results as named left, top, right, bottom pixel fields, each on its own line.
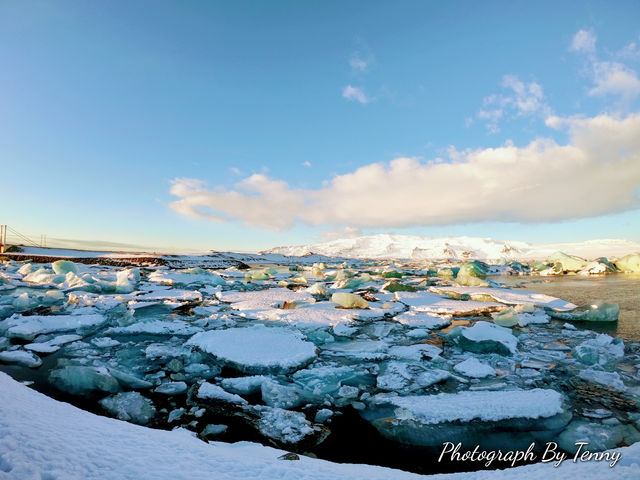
left=549, top=302, right=619, bottom=322
left=202, top=424, right=228, bottom=436
left=558, top=419, right=640, bottom=455
left=1, top=313, right=107, bottom=340
left=376, top=361, right=450, bottom=392
left=394, top=311, right=451, bottom=330
left=99, top=392, right=156, bottom=425
left=197, top=382, right=248, bottom=404
left=25, top=334, right=82, bottom=353
left=331, top=292, right=369, bottom=309
left=52, top=260, right=78, bottom=275
left=254, top=406, right=315, bottom=445
left=395, top=291, right=504, bottom=316
left=431, top=286, right=576, bottom=311
left=107, top=321, right=202, bottom=336
left=546, top=251, right=587, bottom=272
left=187, top=325, right=317, bottom=373
left=363, top=388, right=569, bottom=448
left=0, top=349, right=42, bottom=368
left=491, top=307, right=519, bottom=327
left=148, top=268, right=226, bottom=287
left=155, top=382, right=187, bottom=395
left=221, top=375, right=267, bottom=395
left=49, top=366, right=120, bottom=395
left=615, top=253, right=640, bottom=273
left=453, top=358, right=497, bottom=378
left=261, top=378, right=303, bottom=409
left=579, top=369, right=627, bottom=391
left=458, top=321, right=518, bottom=355
left=573, top=334, right=625, bottom=365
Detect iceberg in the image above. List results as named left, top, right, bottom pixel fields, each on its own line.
left=49, top=366, right=120, bottom=396
left=331, top=292, right=369, bottom=309
left=548, top=301, right=619, bottom=322
left=614, top=253, right=640, bottom=273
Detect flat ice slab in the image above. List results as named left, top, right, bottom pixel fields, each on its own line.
left=432, top=286, right=577, bottom=311
left=394, top=292, right=504, bottom=315
left=187, top=325, right=317, bottom=373
left=373, top=388, right=564, bottom=424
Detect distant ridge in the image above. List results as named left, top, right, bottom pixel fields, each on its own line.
left=263, top=234, right=640, bottom=261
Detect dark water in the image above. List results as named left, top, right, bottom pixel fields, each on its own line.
left=495, top=274, right=640, bottom=342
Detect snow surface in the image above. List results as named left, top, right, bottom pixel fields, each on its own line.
left=187, top=325, right=317, bottom=372
left=0, top=313, right=106, bottom=340
left=374, top=389, right=564, bottom=424
left=461, top=321, right=519, bottom=355
left=453, top=358, right=497, bottom=378
left=197, top=382, right=248, bottom=404
left=1, top=373, right=640, bottom=479
left=264, top=233, right=640, bottom=261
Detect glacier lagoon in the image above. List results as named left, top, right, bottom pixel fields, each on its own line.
left=496, top=275, right=640, bottom=342
left=0, top=254, right=639, bottom=476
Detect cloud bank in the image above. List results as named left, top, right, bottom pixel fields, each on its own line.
left=170, top=114, right=640, bottom=231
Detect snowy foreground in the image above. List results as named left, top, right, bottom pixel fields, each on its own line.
left=1, top=372, right=639, bottom=480
left=1, top=255, right=640, bottom=478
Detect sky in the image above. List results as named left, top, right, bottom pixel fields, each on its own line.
left=1, top=0, right=640, bottom=253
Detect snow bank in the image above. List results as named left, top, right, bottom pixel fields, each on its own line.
left=0, top=373, right=639, bottom=479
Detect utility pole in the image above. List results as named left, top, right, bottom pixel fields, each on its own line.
left=0, top=225, right=6, bottom=253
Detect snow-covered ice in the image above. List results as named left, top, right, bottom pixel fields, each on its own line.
left=187, top=325, right=317, bottom=373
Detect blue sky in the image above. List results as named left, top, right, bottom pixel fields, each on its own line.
left=1, top=0, right=639, bottom=252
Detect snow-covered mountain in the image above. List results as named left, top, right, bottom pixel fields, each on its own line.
left=263, top=234, right=640, bottom=261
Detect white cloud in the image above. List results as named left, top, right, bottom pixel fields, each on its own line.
left=589, top=61, right=640, bottom=101
left=342, top=85, right=373, bottom=104
left=570, top=29, right=597, bottom=54
left=170, top=113, right=640, bottom=231
left=569, top=29, right=640, bottom=103
left=320, top=226, right=363, bottom=242
left=616, top=41, right=640, bottom=60
left=302, top=161, right=311, bottom=167
left=476, top=75, right=551, bottom=133
left=349, top=54, right=371, bottom=72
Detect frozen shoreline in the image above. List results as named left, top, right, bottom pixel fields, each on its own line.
left=1, top=372, right=639, bottom=480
